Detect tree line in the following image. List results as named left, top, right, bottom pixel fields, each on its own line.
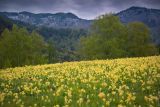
left=0, top=14, right=158, bottom=69
left=0, top=25, right=56, bottom=68
left=79, top=14, right=158, bottom=59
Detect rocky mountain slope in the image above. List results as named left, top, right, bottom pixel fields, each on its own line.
left=0, top=12, right=92, bottom=29
left=117, top=6, right=160, bottom=45
left=0, top=6, right=160, bottom=45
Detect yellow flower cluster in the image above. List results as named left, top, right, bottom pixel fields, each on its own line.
left=0, top=56, right=160, bottom=107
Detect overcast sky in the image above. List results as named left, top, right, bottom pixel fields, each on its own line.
left=0, top=0, right=160, bottom=19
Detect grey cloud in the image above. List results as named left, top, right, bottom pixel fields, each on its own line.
left=0, top=0, right=160, bottom=19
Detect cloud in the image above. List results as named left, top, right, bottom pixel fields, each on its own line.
left=0, top=0, right=160, bottom=19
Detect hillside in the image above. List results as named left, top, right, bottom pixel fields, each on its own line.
left=1, top=7, right=160, bottom=31
left=117, top=6, right=160, bottom=45
left=0, top=56, right=159, bottom=107
left=0, top=12, right=92, bottom=29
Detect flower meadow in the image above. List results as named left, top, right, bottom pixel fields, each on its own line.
left=0, top=56, right=160, bottom=107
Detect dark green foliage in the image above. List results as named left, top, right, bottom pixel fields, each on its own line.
left=0, top=25, right=49, bottom=68
left=47, top=41, right=57, bottom=63
left=0, top=17, right=88, bottom=63
left=0, top=13, right=158, bottom=65
left=0, top=15, right=12, bottom=34
left=125, top=22, right=158, bottom=57
left=37, top=27, right=88, bottom=61
left=79, top=14, right=158, bottom=60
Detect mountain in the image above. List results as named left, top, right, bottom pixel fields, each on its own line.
left=117, top=6, right=160, bottom=27
left=1, top=7, right=160, bottom=32
left=0, top=11, right=92, bottom=29
left=117, top=6, right=160, bottom=45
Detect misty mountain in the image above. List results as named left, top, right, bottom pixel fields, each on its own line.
left=0, top=11, right=92, bottom=29
left=117, top=6, right=160, bottom=27
left=0, top=6, right=160, bottom=31
left=0, top=6, right=160, bottom=46
left=117, top=6, right=160, bottom=45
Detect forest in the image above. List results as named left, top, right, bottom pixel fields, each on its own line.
left=0, top=14, right=158, bottom=69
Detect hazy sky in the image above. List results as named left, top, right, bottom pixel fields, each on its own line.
left=0, top=0, right=160, bottom=19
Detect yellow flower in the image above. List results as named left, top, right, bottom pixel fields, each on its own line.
left=98, top=92, right=105, bottom=99
left=77, top=98, right=83, bottom=105
left=106, top=101, right=110, bottom=106
left=112, top=91, right=116, bottom=95
left=118, top=104, right=125, bottom=107
left=45, top=81, right=50, bottom=86
left=118, top=90, right=124, bottom=96
left=126, top=93, right=136, bottom=103
left=0, top=93, right=5, bottom=103
left=101, top=82, right=107, bottom=87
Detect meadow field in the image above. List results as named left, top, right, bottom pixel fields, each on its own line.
left=0, top=56, right=160, bottom=107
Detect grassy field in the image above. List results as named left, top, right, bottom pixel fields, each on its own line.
left=0, top=56, right=160, bottom=107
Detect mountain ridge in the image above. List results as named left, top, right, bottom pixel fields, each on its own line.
left=0, top=11, right=92, bottom=29
left=1, top=6, right=160, bottom=28
left=116, top=6, right=160, bottom=45
left=0, top=6, right=160, bottom=45
left=117, top=6, right=160, bottom=27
